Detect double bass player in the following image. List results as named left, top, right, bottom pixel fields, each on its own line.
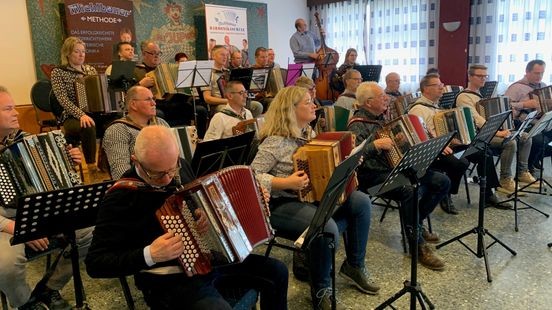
left=289, top=18, right=321, bottom=64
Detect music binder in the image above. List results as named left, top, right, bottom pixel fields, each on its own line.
left=285, top=63, right=315, bottom=86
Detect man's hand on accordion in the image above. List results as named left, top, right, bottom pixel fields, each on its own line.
left=66, top=144, right=82, bottom=165
left=26, top=237, right=49, bottom=252
left=194, top=209, right=209, bottom=234
left=149, top=231, right=185, bottom=263
left=374, top=137, right=394, bottom=151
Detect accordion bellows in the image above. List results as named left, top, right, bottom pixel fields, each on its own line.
left=0, top=130, right=81, bottom=207
left=376, top=115, right=428, bottom=167
left=74, top=74, right=123, bottom=113
left=155, top=165, right=273, bottom=277
left=530, top=85, right=552, bottom=115
left=433, top=107, right=476, bottom=145
left=477, top=96, right=514, bottom=130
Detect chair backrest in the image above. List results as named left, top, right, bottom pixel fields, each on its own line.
left=30, top=80, right=54, bottom=113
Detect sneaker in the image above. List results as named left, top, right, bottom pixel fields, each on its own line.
left=18, top=299, right=48, bottom=310
left=517, top=171, right=539, bottom=188
left=418, top=244, right=445, bottom=271
left=311, top=287, right=345, bottom=310
left=292, top=251, right=309, bottom=282
left=497, top=177, right=516, bottom=194
left=485, top=193, right=513, bottom=210
left=439, top=195, right=459, bottom=215
left=35, top=287, right=72, bottom=310
left=338, top=260, right=380, bottom=295
left=422, top=227, right=440, bottom=243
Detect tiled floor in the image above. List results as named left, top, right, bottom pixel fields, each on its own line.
left=18, top=160, right=552, bottom=309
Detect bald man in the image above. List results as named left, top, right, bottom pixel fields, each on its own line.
left=289, top=18, right=321, bottom=63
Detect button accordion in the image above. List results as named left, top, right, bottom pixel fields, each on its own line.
left=0, top=130, right=82, bottom=207
left=232, top=117, right=265, bottom=138
left=74, top=74, right=124, bottom=113
left=376, top=115, right=428, bottom=167
left=155, top=165, right=273, bottom=277
left=529, top=85, right=552, bottom=116
left=293, top=131, right=358, bottom=203
left=170, top=126, right=198, bottom=163
left=433, top=107, right=476, bottom=145
left=146, top=63, right=186, bottom=100
left=476, top=96, right=514, bottom=130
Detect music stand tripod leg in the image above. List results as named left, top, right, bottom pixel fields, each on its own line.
left=67, top=231, right=89, bottom=309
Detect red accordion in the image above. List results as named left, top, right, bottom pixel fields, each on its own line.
left=155, top=165, right=273, bottom=277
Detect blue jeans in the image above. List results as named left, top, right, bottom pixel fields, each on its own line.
left=270, top=190, right=371, bottom=291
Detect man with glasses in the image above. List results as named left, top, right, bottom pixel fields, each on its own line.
left=456, top=64, right=536, bottom=195
left=505, top=59, right=549, bottom=175
left=335, top=69, right=362, bottom=112
left=86, top=125, right=289, bottom=309
left=409, top=74, right=510, bottom=212
left=349, top=81, right=449, bottom=271
left=103, top=85, right=170, bottom=179
left=203, top=81, right=254, bottom=141
left=133, top=40, right=208, bottom=137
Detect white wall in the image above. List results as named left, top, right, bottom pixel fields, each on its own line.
left=0, top=1, right=37, bottom=105
left=0, top=0, right=308, bottom=105
left=238, top=0, right=309, bottom=66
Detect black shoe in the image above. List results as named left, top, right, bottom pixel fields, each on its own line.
left=35, top=287, right=72, bottom=310
left=485, top=193, right=513, bottom=210
left=18, top=299, right=48, bottom=310
left=338, top=260, right=380, bottom=295
left=292, top=251, right=309, bottom=282
left=440, top=196, right=459, bottom=215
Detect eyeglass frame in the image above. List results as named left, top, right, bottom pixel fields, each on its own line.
left=229, top=90, right=248, bottom=95
left=471, top=74, right=489, bottom=79
left=144, top=50, right=163, bottom=57
left=426, top=83, right=445, bottom=87
left=136, top=158, right=181, bottom=180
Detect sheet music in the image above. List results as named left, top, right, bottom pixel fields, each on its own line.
left=250, top=68, right=270, bottom=91
left=176, top=60, right=214, bottom=88
left=302, top=63, right=315, bottom=79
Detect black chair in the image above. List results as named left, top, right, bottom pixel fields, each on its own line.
left=30, top=80, right=60, bottom=132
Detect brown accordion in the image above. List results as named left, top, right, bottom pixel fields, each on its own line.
left=376, top=115, right=428, bottom=167
left=293, top=131, right=358, bottom=203
left=0, top=130, right=82, bottom=207
left=74, top=74, right=123, bottom=113
left=232, top=117, right=265, bottom=138
left=146, top=63, right=184, bottom=100
left=476, top=96, right=514, bottom=130
left=155, top=165, right=273, bottom=277
left=433, top=107, right=476, bottom=145
left=529, top=85, right=552, bottom=115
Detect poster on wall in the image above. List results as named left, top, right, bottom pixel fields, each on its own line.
left=63, top=0, right=135, bottom=72
left=205, top=4, right=248, bottom=66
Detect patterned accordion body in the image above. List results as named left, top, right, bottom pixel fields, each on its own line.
left=433, top=107, right=476, bottom=145
left=477, top=96, right=514, bottom=130
left=74, top=74, right=122, bottom=113
left=293, top=131, right=357, bottom=203
left=0, top=130, right=82, bottom=207
left=232, top=117, right=265, bottom=138
left=155, top=165, right=273, bottom=277
left=529, top=85, right=552, bottom=115
left=376, top=115, right=428, bottom=167
left=146, top=63, right=184, bottom=100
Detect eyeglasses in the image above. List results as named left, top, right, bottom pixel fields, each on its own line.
left=144, top=51, right=163, bottom=57
left=132, top=97, right=155, bottom=102
left=427, top=83, right=445, bottom=88
left=137, top=159, right=181, bottom=180
left=229, top=90, right=248, bottom=95
left=472, top=74, right=489, bottom=79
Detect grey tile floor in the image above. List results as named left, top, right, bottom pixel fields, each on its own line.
left=18, top=161, right=552, bottom=309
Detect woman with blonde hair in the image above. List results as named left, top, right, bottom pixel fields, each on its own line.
left=252, top=86, right=379, bottom=309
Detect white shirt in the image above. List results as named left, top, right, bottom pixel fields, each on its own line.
left=203, top=104, right=253, bottom=141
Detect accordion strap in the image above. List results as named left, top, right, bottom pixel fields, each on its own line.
left=347, top=116, right=383, bottom=128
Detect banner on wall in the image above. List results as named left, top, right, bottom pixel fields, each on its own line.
left=63, top=0, right=135, bottom=72
left=205, top=4, right=248, bottom=65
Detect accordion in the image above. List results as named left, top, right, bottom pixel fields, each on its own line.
left=477, top=96, right=514, bottom=130
left=74, top=74, right=123, bottom=113
left=529, top=85, right=552, bottom=116
left=293, top=131, right=358, bottom=203
left=0, top=130, right=82, bottom=207
left=376, top=115, right=428, bottom=167
left=232, top=117, right=265, bottom=138
left=389, top=92, right=421, bottom=120
left=146, top=63, right=186, bottom=100
left=433, top=107, right=476, bottom=145
left=170, top=126, right=198, bottom=163
left=155, top=165, right=273, bottom=277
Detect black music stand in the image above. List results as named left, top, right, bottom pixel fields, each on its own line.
left=480, top=81, right=498, bottom=99
left=353, top=65, right=382, bottom=82
left=502, top=111, right=552, bottom=231
left=439, top=91, right=459, bottom=109
left=108, top=60, right=136, bottom=91
left=437, top=111, right=517, bottom=282
left=265, top=141, right=365, bottom=310
left=249, top=67, right=272, bottom=94
left=11, top=181, right=114, bottom=309
left=191, top=131, right=255, bottom=177
left=229, top=68, right=253, bottom=92
left=517, top=111, right=552, bottom=197
left=176, top=60, right=213, bottom=126
left=285, top=63, right=315, bottom=86
left=369, top=133, right=454, bottom=310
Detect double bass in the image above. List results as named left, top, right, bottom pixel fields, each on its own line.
left=314, top=12, right=339, bottom=101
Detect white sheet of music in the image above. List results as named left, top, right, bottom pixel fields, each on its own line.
left=176, top=60, right=214, bottom=88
